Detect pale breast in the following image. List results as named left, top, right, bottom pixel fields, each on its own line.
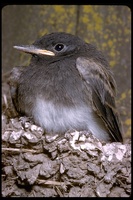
left=32, top=97, right=111, bottom=141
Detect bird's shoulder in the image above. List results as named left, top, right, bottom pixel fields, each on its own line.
left=76, top=56, right=116, bottom=96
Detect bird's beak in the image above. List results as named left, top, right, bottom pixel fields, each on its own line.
left=13, top=45, right=55, bottom=56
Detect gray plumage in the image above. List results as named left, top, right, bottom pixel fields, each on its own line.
left=9, top=32, right=123, bottom=142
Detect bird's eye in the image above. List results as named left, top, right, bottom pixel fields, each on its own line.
left=54, top=44, right=64, bottom=51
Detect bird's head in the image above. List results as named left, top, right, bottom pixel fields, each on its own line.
left=13, top=32, right=86, bottom=60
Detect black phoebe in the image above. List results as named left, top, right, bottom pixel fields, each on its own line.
left=9, top=32, right=123, bottom=142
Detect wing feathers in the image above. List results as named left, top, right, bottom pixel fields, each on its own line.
left=76, top=57, right=123, bottom=142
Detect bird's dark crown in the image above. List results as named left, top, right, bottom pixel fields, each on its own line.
left=14, top=32, right=105, bottom=65
left=32, top=32, right=86, bottom=57
left=33, top=32, right=84, bottom=47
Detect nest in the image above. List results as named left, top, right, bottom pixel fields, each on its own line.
left=2, top=75, right=131, bottom=197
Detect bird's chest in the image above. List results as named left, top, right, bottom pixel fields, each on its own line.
left=24, top=63, right=85, bottom=104
left=30, top=66, right=91, bottom=133
left=32, top=97, right=92, bottom=134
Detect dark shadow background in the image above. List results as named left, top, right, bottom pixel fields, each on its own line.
left=2, top=5, right=131, bottom=139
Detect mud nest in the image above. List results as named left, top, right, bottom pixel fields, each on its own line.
left=2, top=75, right=131, bottom=197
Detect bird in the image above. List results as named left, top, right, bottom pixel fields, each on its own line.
left=9, top=32, right=123, bottom=142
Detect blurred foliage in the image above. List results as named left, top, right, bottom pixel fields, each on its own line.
left=2, top=5, right=131, bottom=139
left=39, top=5, right=77, bottom=35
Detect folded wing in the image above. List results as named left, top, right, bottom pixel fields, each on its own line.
left=76, top=57, right=123, bottom=142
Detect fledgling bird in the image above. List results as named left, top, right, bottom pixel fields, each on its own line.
left=9, top=32, right=123, bottom=142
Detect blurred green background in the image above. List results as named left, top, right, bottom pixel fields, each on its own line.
left=2, top=5, right=131, bottom=139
